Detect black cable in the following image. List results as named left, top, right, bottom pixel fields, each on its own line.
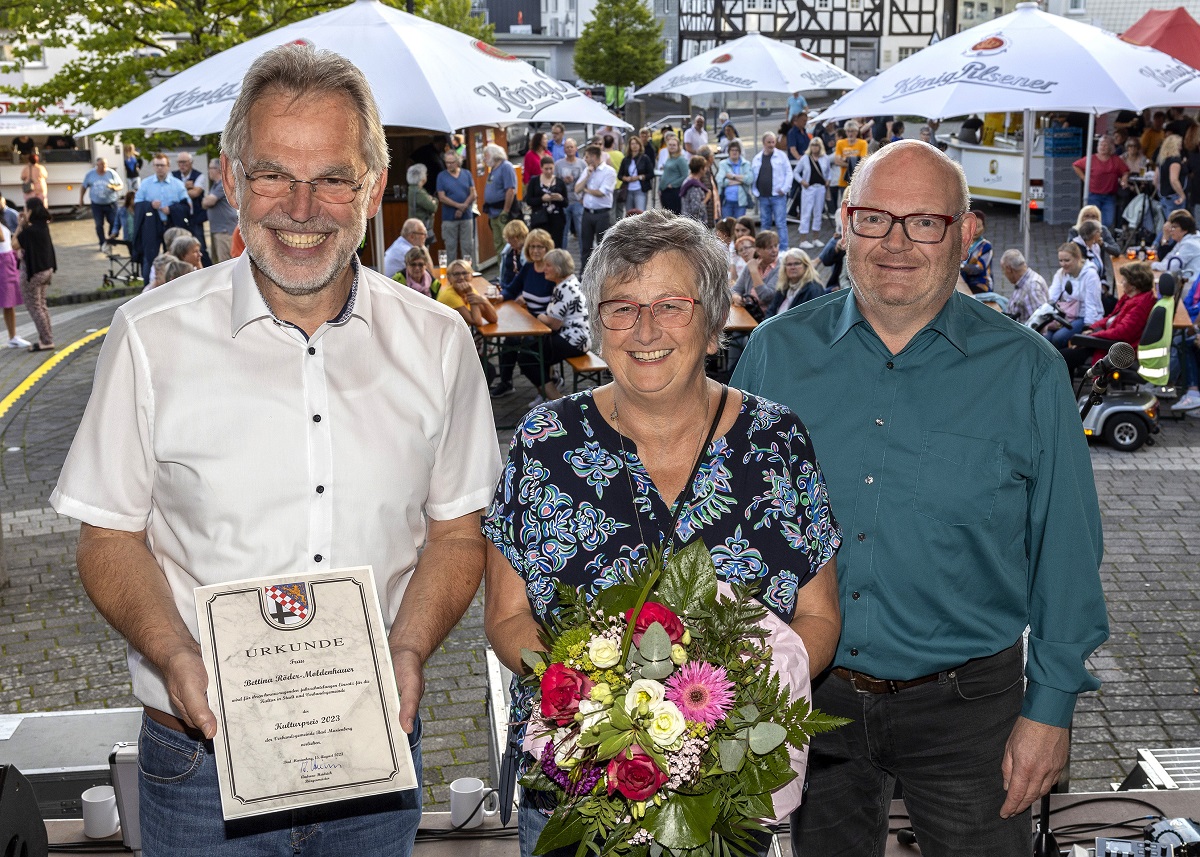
left=48, top=845, right=131, bottom=853
left=1046, top=796, right=1168, bottom=818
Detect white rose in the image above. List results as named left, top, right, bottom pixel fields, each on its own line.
left=553, top=727, right=581, bottom=769
left=588, top=636, right=622, bottom=669
left=577, top=698, right=610, bottom=733
left=647, top=700, right=686, bottom=748
left=624, top=678, right=666, bottom=716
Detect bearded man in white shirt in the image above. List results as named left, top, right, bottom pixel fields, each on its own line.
left=51, top=45, right=500, bottom=855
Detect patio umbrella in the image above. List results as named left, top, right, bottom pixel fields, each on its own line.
left=1121, top=8, right=1200, bottom=73
left=81, top=0, right=627, bottom=137
left=815, top=1, right=1200, bottom=256
left=633, top=33, right=862, bottom=145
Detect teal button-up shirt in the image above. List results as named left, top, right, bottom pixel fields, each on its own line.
left=731, top=289, right=1108, bottom=728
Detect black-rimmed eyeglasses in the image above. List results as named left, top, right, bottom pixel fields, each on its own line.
left=597, top=297, right=699, bottom=330
left=239, top=163, right=369, bottom=204
left=846, top=206, right=966, bottom=244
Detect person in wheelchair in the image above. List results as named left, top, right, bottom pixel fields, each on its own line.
left=1063, top=261, right=1156, bottom=375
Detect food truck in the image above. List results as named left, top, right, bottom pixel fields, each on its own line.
left=942, top=112, right=1046, bottom=206
left=0, top=102, right=116, bottom=209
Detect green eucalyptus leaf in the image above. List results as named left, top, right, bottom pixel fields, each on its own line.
left=639, top=658, right=674, bottom=681
left=734, top=704, right=760, bottom=724
left=658, top=539, right=718, bottom=613
left=637, top=622, right=672, bottom=661
left=718, top=737, right=748, bottom=773
left=520, top=648, right=546, bottom=673
left=748, top=721, right=788, bottom=755
left=643, top=791, right=721, bottom=849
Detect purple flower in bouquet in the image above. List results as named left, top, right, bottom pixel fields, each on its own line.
left=665, top=661, right=735, bottom=729
left=540, top=740, right=603, bottom=796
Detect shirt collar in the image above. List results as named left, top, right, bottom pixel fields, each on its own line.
left=829, top=287, right=969, bottom=356
left=231, top=252, right=367, bottom=338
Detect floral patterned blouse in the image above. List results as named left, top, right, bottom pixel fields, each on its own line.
left=482, top=389, right=842, bottom=779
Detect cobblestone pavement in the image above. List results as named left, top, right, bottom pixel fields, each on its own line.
left=1, top=204, right=1198, bottom=814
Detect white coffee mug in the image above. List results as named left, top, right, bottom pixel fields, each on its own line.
left=449, top=777, right=499, bottom=829
left=81, top=785, right=120, bottom=838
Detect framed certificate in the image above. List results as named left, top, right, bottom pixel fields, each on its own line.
left=194, top=567, right=418, bottom=819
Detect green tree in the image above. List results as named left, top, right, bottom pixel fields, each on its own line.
left=0, top=0, right=493, bottom=137
left=572, top=0, right=666, bottom=91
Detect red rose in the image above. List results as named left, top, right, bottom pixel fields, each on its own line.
left=539, top=663, right=594, bottom=726
left=625, top=601, right=685, bottom=646
left=606, top=744, right=669, bottom=801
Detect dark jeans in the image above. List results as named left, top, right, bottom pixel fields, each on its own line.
left=91, top=202, right=119, bottom=247
left=580, top=207, right=611, bottom=271
left=792, top=643, right=1030, bottom=857
left=518, top=333, right=585, bottom=387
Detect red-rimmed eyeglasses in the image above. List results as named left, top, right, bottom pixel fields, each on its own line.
left=846, top=206, right=966, bottom=244
left=597, top=297, right=699, bottom=330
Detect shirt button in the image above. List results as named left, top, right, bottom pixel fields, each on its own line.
left=857, top=532, right=866, bottom=542
left=850, top=648, right=859, bottom=656
left=314, top=554, right=323, bottom=563
left=308, top=346, right=316, bottom=355
left=313, top=414, right=322, bottom=422
left=875, top=418, right=884, bottom=426
left=852, top=591, right=860, bottom=600
left=865, top=475, right=874, bottom=484
left=886, top=361, right=894, bottom=369
left=316, top=485, right=325, bottom=494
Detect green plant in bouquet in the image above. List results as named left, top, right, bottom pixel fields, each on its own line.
left=518, top=540, right=848, bottom=857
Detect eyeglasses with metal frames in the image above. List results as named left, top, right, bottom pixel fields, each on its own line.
left=845, top=206, right=966, bottom=244
left=238, top=162, right=369, bottom=204
left=597, top=297, right=699, bottom=330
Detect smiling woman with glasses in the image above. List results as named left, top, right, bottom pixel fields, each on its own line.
left=482, top=209, right=842, bottom=857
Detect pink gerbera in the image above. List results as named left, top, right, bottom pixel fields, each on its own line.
left=664, top=662, right=735, bottom=728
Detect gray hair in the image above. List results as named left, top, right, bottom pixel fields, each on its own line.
left=1078, top=220, right=1101, bottom=240
left=580, top=209, right=730, bottom=353
left=846, top=139, right=970, bottom=214
left=484, top=144, right=507, bottom=164
left=543, top=248, right=575, bottom=280
left=162, top=259, right=197, bottom=283
left=1000, top=248, right=1026, bottom=269
left=168, top=235, right=200, bottom=258
left=406, top=163, right=427, bottom=185
left=221, top=44, right=388, bottom=189
left=401, top=218, right=427, bottom=239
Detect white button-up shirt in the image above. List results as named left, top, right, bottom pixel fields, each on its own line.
left=582, top=163, right=617, bottom=210
left=51, top=253, right=501, bottom=713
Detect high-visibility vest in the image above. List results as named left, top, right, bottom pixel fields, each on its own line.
left=1137, top=295, right=1175, bottom=385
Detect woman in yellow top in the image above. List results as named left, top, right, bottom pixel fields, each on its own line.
left=438, top=259, right=498, bottom=328
left=832, top=119, right=868, bottom=205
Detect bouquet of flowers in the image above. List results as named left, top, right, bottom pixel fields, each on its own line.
left=519, top=540, right=847, bottom=857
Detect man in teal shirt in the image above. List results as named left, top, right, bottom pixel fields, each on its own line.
left=732, top=140, right=1107, bottom=856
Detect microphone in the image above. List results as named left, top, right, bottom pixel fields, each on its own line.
left=1084, top=341, right=1136, bottom=381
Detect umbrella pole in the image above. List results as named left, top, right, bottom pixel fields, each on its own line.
left=754, top=92, right=760, bottom=153
left=1083, top=113, right=1095, bottom=211
left=1023, top=108, right=1033, bottom=262
left=372, top=208, right=385, bottom=273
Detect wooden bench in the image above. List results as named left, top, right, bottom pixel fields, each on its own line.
left=566, top=352, right=608, bottom=391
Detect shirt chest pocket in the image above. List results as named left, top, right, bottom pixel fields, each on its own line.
left=912, top=431, right=1005, bottom=526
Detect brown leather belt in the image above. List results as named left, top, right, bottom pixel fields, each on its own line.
left=832, top=666, right=940, bottom=694
left=145, top=706, right=208, bottom=740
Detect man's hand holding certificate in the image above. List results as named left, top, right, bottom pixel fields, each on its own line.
left=195, top=567, right=418, bottom=819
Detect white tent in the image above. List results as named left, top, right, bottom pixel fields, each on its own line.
left=82, top=0, right=628, bottom=137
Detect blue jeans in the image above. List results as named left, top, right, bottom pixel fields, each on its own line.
left=1086, top=192, right=1116, bottom=229
left=625, top=189, right=648, bottom=212
left=758, top=194, right=789, bottom=250
left=792, top=644, right=1030, bottom=857
left=1047, top=317, right=1086, bottom=350
left=563, top=202, right=583, bottom=249
left=138, top=713, right=423, bottom=856
left=91, top=202, right=119, bottom=247
left=722, top=198, right=747, bottom=219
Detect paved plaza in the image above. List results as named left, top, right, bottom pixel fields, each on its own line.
left=1, top=206, right=1198, bottom=812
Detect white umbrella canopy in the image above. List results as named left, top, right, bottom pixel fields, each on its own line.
left=82, top=0, right=627, bottom=136
left=635, top=33, right=863, bottom=97
left=817, top=1, right=1200, bottom=122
